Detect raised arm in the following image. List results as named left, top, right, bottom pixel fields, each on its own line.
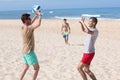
left=32, top=11, right=42, bottom=30
left=61, top=24, right=63, bottom=34
left=31, top=15, right=38, bottom=24
left=68, top=24, right=71, bottom=33
left=79, top=21, right=85, bottom=32
left=79, top=17, right=94, bottom=34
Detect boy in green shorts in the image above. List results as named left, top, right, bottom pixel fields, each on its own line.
left=20, top=11, right=42, bottom=80
left=61, top=19, right=71, bottom=44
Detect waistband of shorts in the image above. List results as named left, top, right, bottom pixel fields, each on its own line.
left=84, top=52, right=95, bottom=54
left=23, top=51, right=34, bottom=55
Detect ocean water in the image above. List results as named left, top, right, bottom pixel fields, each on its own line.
left=0, top=7, right=120, bottom=19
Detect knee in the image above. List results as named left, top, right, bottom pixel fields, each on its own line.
left=25, top=65, right=29, bottom=70
left=77, top=65, right=82, bottom=71
left=34, top=65, right=40, bottom=71
left=84, top=68, right=90, bottom=74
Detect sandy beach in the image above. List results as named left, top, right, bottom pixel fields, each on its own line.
left=0, top=19, right=120, bottom=80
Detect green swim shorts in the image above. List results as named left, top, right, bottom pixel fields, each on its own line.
left=63, top=32, right=69, bottom=38
left=23, top=51, right=38, bottom=65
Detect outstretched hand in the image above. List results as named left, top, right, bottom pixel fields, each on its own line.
left=79, top=17, right=85, bottom=23
left=34, top=10, right=41, bottom=16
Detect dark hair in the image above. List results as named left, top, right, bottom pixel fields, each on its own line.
left=90, top=17, right=98, bottom=25
left=63, top=18, right=67, bottom=21
left=21, top=13, right=30, bottom=23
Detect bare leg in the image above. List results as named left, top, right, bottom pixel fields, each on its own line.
left=77, top=63, right=87, bottom=80
left=84, top=65, right=97, bottom=80
left=64, top=38, right=67, bottom=44
left=20, top=64, right=29, bottom=80
left=32, top=64, right=40, bottom=80
left=64, top=37, right=69, bottom=45
left=66, top=37, right=69, bottom=44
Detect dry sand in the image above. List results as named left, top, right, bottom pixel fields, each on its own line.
left=0, top=19, right=120, bottom=80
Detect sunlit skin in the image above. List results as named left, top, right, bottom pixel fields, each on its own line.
left=88, top=19, right=96, bottom=28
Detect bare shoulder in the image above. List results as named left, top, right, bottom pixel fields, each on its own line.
left=21, top=25, right=26, bottom=30
left=66, top=23, right=69, bottom=26
left=66, top=23, right=69, bottom=25
left=62, top=23, right=65, bottom=27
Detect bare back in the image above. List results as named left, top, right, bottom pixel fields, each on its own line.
left=22, top=25, right=35, bottom=54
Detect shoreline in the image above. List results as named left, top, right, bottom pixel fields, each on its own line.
left=0, top=18, right=120, bottom=21
left=0, top=18, right=120, bottom=20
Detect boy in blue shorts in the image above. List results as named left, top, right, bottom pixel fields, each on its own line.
left=61, top=19, right=71, bottom=44
left=77, top=17, right=98, bottom=80
left=20, top=11, right=42, bottom=80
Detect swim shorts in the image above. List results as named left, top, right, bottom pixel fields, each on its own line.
left=23, top=51, right=38, bottom=65
left=81, top=52, right=95, bottom=65
left=63, top=32, right=69, bottom=38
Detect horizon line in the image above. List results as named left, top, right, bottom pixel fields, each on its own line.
left=0, top=6, right=120, bottom=11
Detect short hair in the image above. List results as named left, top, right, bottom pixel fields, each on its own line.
left=63, top=18, right=67, bottom=21
left=21, top=13, right=30, bottom=23
left=89, top=17, right=98, bottom=25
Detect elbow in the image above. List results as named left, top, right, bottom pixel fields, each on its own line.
left=82, top=29, right=85, bottom=32
left=37, top=22, right=41, bottom=27
left=83, top=30, right=89, bottom=33
left=35, top=23, right=41, bottom=29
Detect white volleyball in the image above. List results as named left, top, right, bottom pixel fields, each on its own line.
left=32, top=5, right=41, bottom=13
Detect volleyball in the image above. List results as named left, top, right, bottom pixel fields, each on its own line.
left=32, top=5, right=41, bottom=13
